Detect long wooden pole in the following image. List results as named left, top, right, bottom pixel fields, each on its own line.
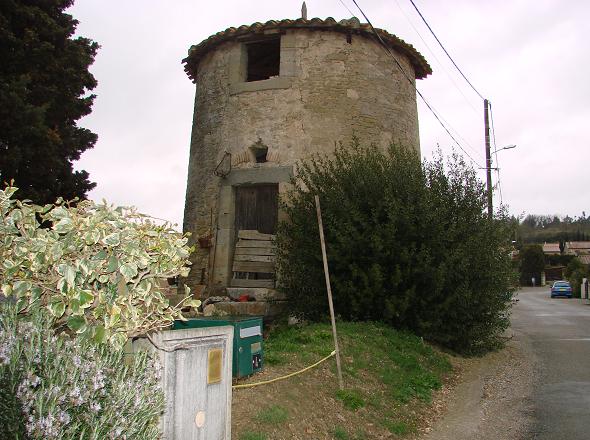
left=484, top=98, right=493, bottom=218
left=314, top=195, right=344, bottom=390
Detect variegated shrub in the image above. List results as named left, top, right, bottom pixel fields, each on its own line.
left=0, top=185, right=199, bottom=347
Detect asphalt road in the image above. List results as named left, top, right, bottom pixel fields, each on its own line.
left=512, top=286, right=590, bottom=439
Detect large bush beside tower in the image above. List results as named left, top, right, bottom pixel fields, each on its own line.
left=276, top=141, right=516, bottom=355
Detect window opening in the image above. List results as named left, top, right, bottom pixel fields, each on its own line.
left=246, top=39, right=280, bottom=82
left=250, top=144, right=268, bottom=163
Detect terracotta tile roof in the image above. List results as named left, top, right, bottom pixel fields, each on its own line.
left=566, top=241, right=590, bottom=250
left=543, top=242, right=561, bottom=253
left=182, top=17, right=432, bottom=82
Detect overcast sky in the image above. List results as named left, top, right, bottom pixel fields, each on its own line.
left=68, top=0, right=589, bottom=228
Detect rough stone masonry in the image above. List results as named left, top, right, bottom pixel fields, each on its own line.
left=181, top=16, right=431, bottom=292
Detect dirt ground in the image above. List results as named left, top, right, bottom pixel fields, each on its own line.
left=418, top=329, right=536, bottom=440
left=232, top=359, right=399, bottom=440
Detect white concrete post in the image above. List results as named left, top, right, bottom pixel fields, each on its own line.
left=133, top=326, right=233, bottom=440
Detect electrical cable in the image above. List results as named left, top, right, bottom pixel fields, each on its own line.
left=349, top=0, right=483, bottom=167
left=393, top=0, right=486, bottom=160
left=489, top=101, right=504, bottom=205
left=407, top=0, right=485, bottom=101
left=232, top=350, right=336, bottom=389
left=392, top=0, right=479, bottom=114
left=429, top=102, right=485, bottom=161
left=337, top=0, right=356, bottom=17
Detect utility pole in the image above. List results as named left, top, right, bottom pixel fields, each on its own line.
left=484, top=98, right=493, bottom=218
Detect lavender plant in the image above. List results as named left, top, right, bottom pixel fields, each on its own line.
left=0, top=306, right=164, bottom=439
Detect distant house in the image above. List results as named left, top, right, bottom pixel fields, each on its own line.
left=564, top=241, right=590, bottom=256
left=545, top=266, right=565, bottom=281
left=542, top=242, right=561, bottom=255
left=542, top=243, right=563, bottom=282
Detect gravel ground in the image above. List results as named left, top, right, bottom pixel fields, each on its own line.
left=419, top=327, right=536, bottom=440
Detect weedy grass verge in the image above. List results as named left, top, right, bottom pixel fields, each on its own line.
left=232, top=321, right=452, bottom=439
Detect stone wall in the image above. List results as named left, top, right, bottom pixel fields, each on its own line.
left=183, top=28, right=421, bottom=289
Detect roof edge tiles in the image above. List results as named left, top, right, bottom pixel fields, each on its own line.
left=182, top=17, right=432, bottom=82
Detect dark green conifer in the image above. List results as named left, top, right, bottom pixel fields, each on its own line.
left=0, top=0, right=98, bottom=203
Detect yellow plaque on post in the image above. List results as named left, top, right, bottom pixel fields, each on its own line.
left=207, top=348, right=222, bottom=384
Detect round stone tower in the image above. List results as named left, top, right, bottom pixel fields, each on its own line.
left=182, top=16, right=431, bottom=289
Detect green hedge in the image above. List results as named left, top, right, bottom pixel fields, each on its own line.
left=276, top=142, right=516, bottom=355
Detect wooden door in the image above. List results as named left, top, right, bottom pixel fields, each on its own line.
left=234, top=184, right=278, bottom=236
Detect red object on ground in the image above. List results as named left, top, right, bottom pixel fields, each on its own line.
left=238, top=294, right=250, bottom=302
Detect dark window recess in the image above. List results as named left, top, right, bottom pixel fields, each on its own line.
left=246, top=39, right=280, bottom=82
left=250, top=145, right=268, bottom=163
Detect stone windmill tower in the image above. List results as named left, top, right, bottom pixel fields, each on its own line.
left=182, top=10, right=431, bottom=295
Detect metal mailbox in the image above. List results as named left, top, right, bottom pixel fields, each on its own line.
left=174, top=316, right=263, bottom=378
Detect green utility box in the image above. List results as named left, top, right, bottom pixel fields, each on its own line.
left=173, top=316, right=263, bottom=378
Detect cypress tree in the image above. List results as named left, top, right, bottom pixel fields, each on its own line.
left=0, top=0, right=98, bottom=203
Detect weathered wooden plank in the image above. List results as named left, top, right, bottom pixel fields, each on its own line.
left=230, top=278, right=275, bottom=288
left=235, top=246, right=275, bottom=256
left=236, top=239, right=276, bottom=249
left=233, top=254, right=274, bottom=263
left=232, top=261, right=275, bottom=273
left=235, top=185, right=278, bottom=236
left=237, top=230, right=275, bottom=241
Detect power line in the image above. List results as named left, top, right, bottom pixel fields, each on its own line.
left=392, top=0, right=484, bottom=161
left=426, top=100, right=485, bottom=161
left=337, top=0, right=356, bottom=17
left=407, top=0, right=485, bottom=101
left=489, top=101, right=503, bottom=206
left=391, top=0, right=484, bottom=160
left=392, top=0, right=479, bottom=114
left=349, top=0, right=483, bottom=168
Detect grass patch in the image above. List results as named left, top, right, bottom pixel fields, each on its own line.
left=240, top=432, right=267, bottom=440
left=257, top=322, right=452, bottom=434
left=332, top=426, right=368, bottom=440
left=265, top=325, right=334, bottom=356
left=333, top=426, right=349, bottom=439
left=353, top=430, right=367, bottom=440
left=255, top=405, right=289, bottom=425
left=265, top=322, right=451, bottom=406
left=240, top=321, right=452, bottom=439
left=382, top=420, right=412, bottom=435
left=263, top=351, right=285, bottom=366
left=336, top=388, right=365, bottom=410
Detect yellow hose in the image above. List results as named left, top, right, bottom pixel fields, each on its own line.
left=232, top=350, right=336, bottom=389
